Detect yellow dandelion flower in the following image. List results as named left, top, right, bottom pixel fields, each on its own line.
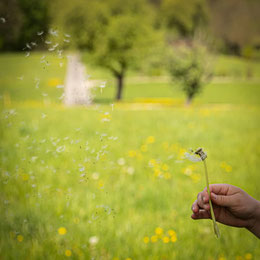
left=245, top=253, right=252, bottom=260
left=225, top=165, right=232, bottom=173
left=149, top=159, right=157, bottom=166
left=220, top=162, right=227, bottom=168
left=48, top=78, right=62, bottom=87
left=65, top=249, right=72, bottom=257
left=126, top=258, right=132, bottom=260
left=128, top=150, right=137, bottom=158
left=22, top=174, right=29, bottom=181
left=183, top=167, right=192, bottom=176
left=73, top=217, right=80, bottom=224
left=168, top=230, right=176, bottom=237
left=58, top=227, right=67, bottom=235
left=154, top=168, right=162, bottom=177
left=218, top=257, right=226, bottom=260
left=155, top=227, right=163, bottom=235
left=140, top=145, right=147, bottom=152
left=162, top=164, right=169, bottom=171
left=178, top=148, right=186, bottom=159
left=164, top=172, right=171, bottom=180
left=143, top=236, right=149, bottom=244
left=163, top=237, right=170, bottom=243
left=162, top=142, right=169, bottom=150
left=98, top=181, right=104, bottom=189
left=17, top=235, right=23, bottom=242
left=151, top=235, right=158, bottom=243
left=190, top=173, right=201, bottom=183
left=171, top=235, right=177, bottom=243
left=146, top=136, right=155, bottom=144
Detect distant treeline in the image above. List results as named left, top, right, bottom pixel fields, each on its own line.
left=0, top=0, right=259, bottom=56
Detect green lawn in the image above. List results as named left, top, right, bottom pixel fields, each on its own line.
left=0, top=53, right=260, bottom=259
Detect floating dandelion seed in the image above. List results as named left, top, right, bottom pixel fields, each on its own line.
left=89, top=236, right=99, bottom=245
left=26, top=43, right=31, bottom=49
left=63, top=39, right=70, bottom=43
left=0, top=17, right=6, bottom=23
left=99, top=82, right=106, bottom=93
left=25, top=52, right=30, bottom=57
left=45, top=40, right=52, bottom=45
left=186, top=148, right=220, bottom=238
left=37, top=31, right=44, bottom=36
left=49, top=28, right=58, bottom=37
left=64, top=33, right=71, bottom=38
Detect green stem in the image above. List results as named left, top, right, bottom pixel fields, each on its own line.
left=203, top=160, right=220, bottom=238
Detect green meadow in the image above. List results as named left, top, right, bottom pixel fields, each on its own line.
left=0, top=53, right=260, bottom=259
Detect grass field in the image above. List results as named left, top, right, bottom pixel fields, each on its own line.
left=0, top=53, right=260, bottom=259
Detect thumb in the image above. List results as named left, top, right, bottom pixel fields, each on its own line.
left=211, top=192, right=232, bottom=207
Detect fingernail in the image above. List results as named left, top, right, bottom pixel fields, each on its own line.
left=211, top=193, right=217, bottom=199
left=203, top=196, right=206, bottom=202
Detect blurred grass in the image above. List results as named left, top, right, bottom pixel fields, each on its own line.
left=0, top=53, right=260, bottom=259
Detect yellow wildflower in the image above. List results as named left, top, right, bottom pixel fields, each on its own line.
left=98, top=181, right=104, bottom=189
left=245, top=253, right=252, bottom=260
left=125, top=258, right=132, bottom=260
left=17, top=235, right=23, bottom=242
left=140, top=145, right=147, bottom=152
left=162, top=164, right=169, bottom=171
left=73, top=217, right=80, bottom=224
left=65, top=250, right=72, bottom=257
left=143, top=236, right=149, bottom=244
left=190, top=173, right=201, bottom=183
left=151, top=235, right=158, bottom=243
left=225, top=165, right=232, bottom=173
left=168, top=230, right=176, bottom=237
left=146, top=136, right=155, bottom=144
left=164, top=172, right=171, bottom=180
left=22, top=174, right=29, bottom=181
left=48, top=78, right=62, bottom=87
left=149, top=159, right=157, bottom=166
left=163, top=237, right=170, bottom=243
left=235, top=257, right=243, bottom=260
left=154, top=168, right=162, bottom=177
left=128, top=150, right=137, bottom=157
left=171, top=235, right=177, bottom=243
left=155, top=227, right=163, bottom=235
left=58, top=227, right=67, bottom=235
left=162, top=142, right=169, bottom=150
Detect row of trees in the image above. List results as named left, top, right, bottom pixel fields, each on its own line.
left=0, top=0, right=259, bottom=103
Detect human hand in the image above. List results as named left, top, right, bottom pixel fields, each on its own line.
left=191, top=184, right=260, bottom=238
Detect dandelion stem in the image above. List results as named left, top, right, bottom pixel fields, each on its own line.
left=203, top=160, right=220, bottom=238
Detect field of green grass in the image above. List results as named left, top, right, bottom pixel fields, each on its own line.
left=0, top=53, right=260, bottom=259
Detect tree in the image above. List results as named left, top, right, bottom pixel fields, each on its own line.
left=49, top=0, right=109, bottom=50
left=93, top=14, right=160, bottom=100
left=167, top=43, right=211, bottom=105
left=159, top=0, right=209, bottom=37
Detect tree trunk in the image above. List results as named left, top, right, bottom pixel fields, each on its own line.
left=186, top=93, right=193, bottom=106
left=116, top=74, right=124, bottom=101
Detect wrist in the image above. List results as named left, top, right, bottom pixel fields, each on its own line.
left=247, top=199, right=260, bottom=238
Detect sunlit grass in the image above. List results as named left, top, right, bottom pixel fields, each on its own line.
left=0, top=53, right=260, bottom=259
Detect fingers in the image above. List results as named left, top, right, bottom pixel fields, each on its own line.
left=196, top=191, right=210, bottom=210
left=208, top=183, right=238, bottom=196
left=210, top=192, right=233, bottom=207
left=191, top=209, right=211, bottom=220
